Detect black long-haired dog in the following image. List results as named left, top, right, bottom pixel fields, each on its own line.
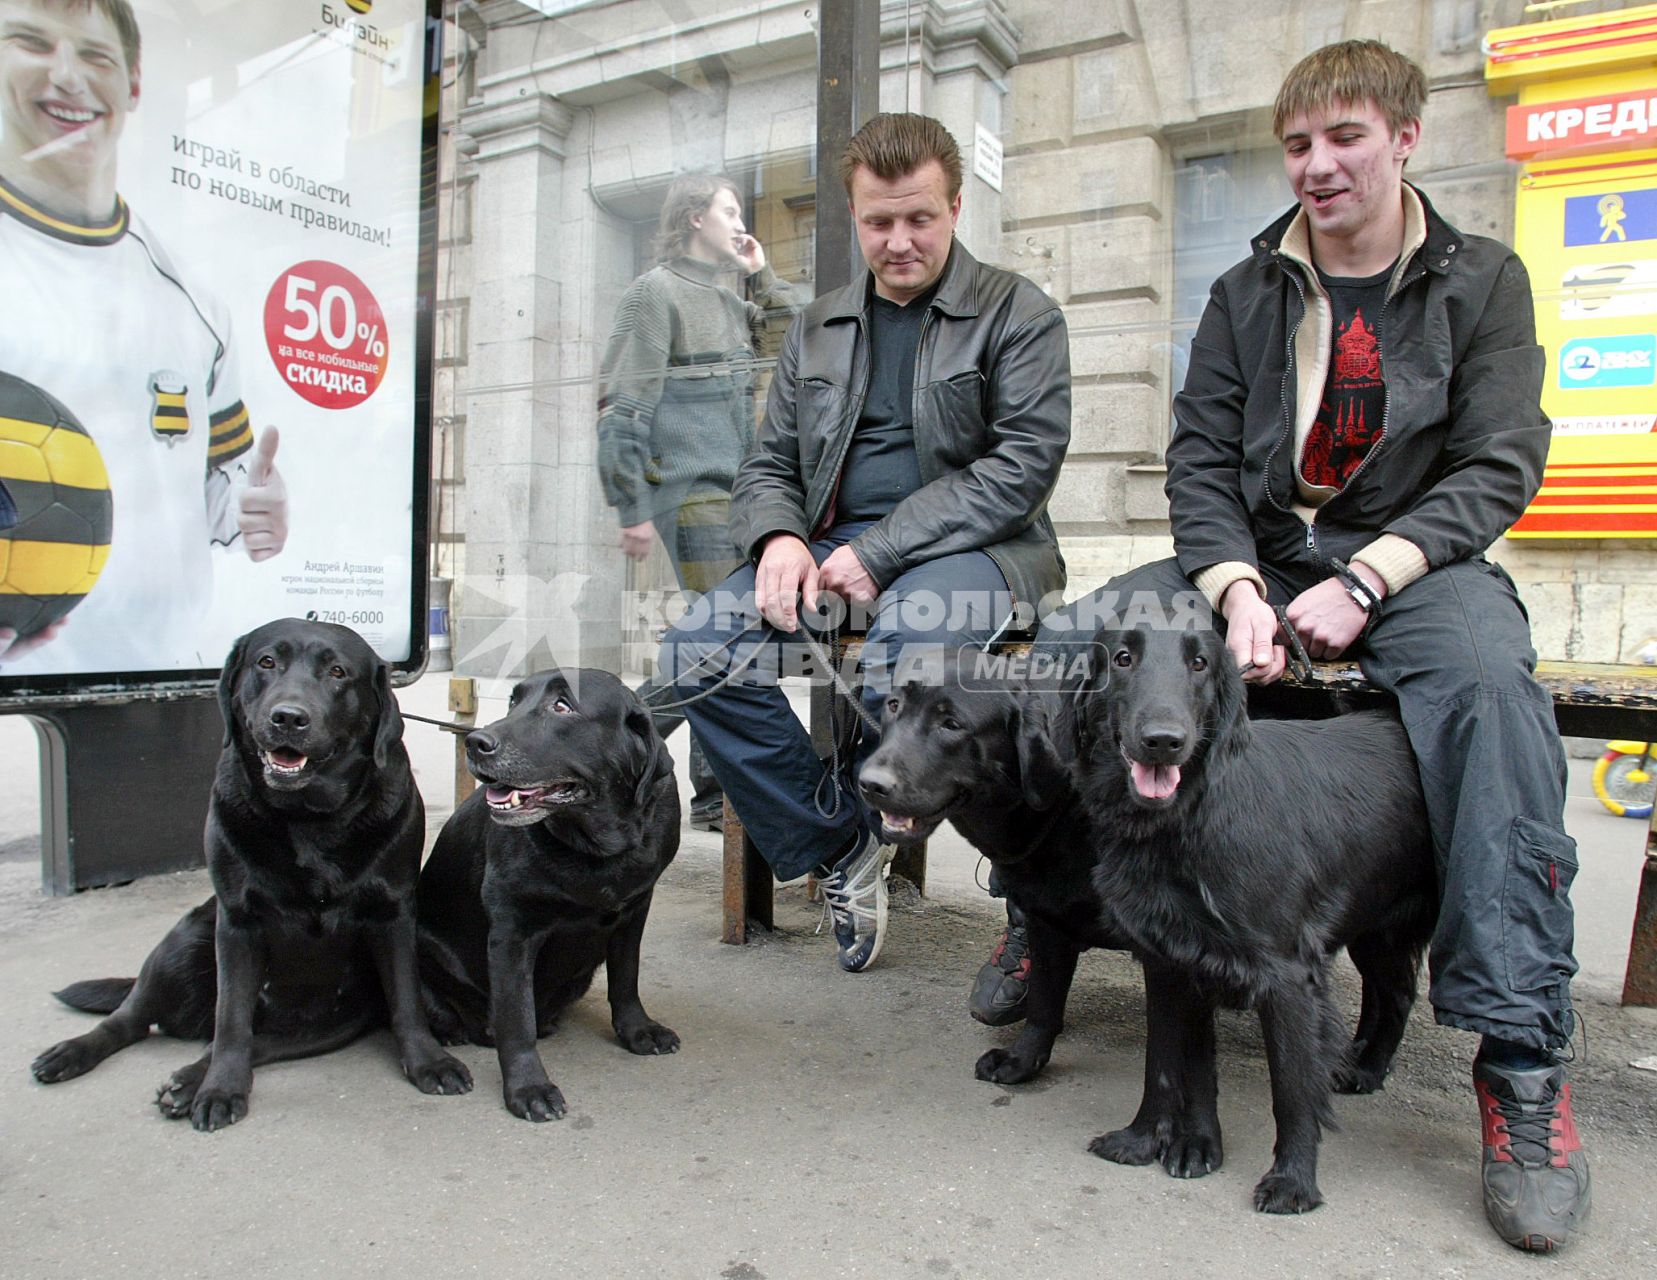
left=1075, top=609, right=1436, bottom=1214
left=31, top=619, right=473, bottom=1130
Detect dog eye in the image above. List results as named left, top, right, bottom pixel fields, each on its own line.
left=1112, top=649, right=1134, bottom=668
left=941, top=717, right=964, bottom=733
left=1190, top=656, right=1208, bottom=672
left=257, top=655, right=275, bottom=669
left=552, top=698, right=574, bottom=714
left=330, top=665, right=347, bottom=678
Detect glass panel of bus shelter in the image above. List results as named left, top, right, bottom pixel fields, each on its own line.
left=434, top=0, right=817, bottom=681
left=433, top=1, right=1626, bottom=679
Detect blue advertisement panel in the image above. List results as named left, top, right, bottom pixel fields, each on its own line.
left=1563, top=186, right=1657, bottom=247
left=0, top=0, right=439, bottom=700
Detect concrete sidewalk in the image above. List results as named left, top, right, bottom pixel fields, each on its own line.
left=1, top=674, right=1654, bottom=1278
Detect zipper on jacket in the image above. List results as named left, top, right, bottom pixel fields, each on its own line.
left=1264, top=266, right=1307, bottom=515
left=807, top=310, right=875, bottom=537
left=910, top=307, right=935, bottom=483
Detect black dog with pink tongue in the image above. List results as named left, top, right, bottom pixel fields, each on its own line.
left=1075, top=612, right=1436, bottom=1215
left=416, top=667, right=681, bottom=1122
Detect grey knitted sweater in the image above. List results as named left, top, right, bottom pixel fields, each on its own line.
left=596, top=257, right=798, bottom=526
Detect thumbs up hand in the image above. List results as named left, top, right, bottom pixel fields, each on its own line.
left=237, top=426, right=288, bottom=562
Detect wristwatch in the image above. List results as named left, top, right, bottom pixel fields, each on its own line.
left=1329, top=558, right=1383, bottom=623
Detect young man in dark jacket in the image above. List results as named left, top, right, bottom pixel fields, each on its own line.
left=658, top=113, right=1070, bottom=973
left=1040, top=41, right=1587, bottom=1251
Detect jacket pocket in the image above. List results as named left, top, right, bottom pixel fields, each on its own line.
left=922, top=368, right=987, bottom=460
left=797, top=377, right=848, bottom=480
left=1501, top=817, right=1578, bottom=993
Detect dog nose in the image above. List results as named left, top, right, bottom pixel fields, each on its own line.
left=859, top=764, right=894, bottom=802
left=1139, top=725, right=1187, bottom=759
left=466, top=729, right=500, bottom=757
left=268, top=703, right=310, bottom=731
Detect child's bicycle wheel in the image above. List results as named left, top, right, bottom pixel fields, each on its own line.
left=1593, top=748, right=1657, bottom=819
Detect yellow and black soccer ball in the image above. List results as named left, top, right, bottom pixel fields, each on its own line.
left=0, top=371, right=113, bottom=639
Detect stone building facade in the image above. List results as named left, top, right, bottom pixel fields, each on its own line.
left=434, top=0, right=1654, bottom=678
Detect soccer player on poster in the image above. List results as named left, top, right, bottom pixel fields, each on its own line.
left=0, top=0, right=287, bottom=672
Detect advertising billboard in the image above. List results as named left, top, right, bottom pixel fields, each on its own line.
left=0, top=0, right=439, bottom=699
left=1510, top=160, right=1657, bottom=537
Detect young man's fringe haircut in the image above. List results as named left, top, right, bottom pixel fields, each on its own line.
left=837, top=113, right=963, bottom=199
left=1273, top=40, right=1426, bottom=139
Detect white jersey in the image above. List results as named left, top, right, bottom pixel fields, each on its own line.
left=0, top=178, right=254, bottom=676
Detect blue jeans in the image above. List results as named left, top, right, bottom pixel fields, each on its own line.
left=658, top=522, right=1014, bottom=881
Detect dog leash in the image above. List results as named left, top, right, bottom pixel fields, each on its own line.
left=401, top=711, right=472, bottom=735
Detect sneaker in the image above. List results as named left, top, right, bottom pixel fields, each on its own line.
left=816, top=834, right=895, bottom=972
left=969, top=923, right=1031, bottom=1025
left=689, top=800, right=724, bottom=833
left=1473, top=1055, right=1592, bottom=1252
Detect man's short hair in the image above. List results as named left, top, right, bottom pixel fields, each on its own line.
left=652, top=171, right=739, bottom=262
left=1272, top=40, right=1426, bottom=139
left=837, top=113, right=963, bottom=200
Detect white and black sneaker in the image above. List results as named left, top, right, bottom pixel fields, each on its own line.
left=817, top=833, right=896, bottom=972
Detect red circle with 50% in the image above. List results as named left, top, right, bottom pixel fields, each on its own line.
left=263, top=260, right=389, bottom=410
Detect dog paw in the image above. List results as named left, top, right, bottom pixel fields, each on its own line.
left=1331, top=1061, right=1388, bottom=1095
left=974, top=1048, right=1042, bottom=1085
left=1161, top=1131, right=1223, bottom=1179
left=155, top=1060, right=209, bottom=1120
left=188, top=1086, right=249, bottom=1132
left=1252, top=1168, right=1324, bottom=1214
left=31, top=1039, right=100, bottom=1083
left=504, top=1081, right=567, bottom=1122
left=615, top=1021, right=680, bottom=1056
left=1088, top=1124, right=1161, bottom=1166
left=407, top=1052, right=474, bottom=1095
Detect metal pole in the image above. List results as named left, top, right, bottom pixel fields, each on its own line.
left=815, top=0, right=881, bottom=294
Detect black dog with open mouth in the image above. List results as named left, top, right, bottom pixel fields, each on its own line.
left=858, top=646, right=1128, bottom=1083
left=30, top=619, right=473, bottom=1130
left=1076, top=611, right=1435, bottom=1214
left=416, top=668, right=680, bottom=1122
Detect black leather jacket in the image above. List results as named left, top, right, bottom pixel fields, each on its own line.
left=729, top=242, right=1070, bottom=615
left=1168, top=186, right=1548, bottom=588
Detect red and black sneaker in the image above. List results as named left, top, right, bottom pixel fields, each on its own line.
left=968, top=923, right=1030, bottom=1026
left=1473, top=1056, right=1591, bottom=1252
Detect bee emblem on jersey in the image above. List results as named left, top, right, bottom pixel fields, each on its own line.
left=149, top=371, right=191, bottom=443
left=0, top=371, right=114, bottom=639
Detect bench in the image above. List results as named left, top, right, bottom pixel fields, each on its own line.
left=715, top=652, right=1657, bottom=1008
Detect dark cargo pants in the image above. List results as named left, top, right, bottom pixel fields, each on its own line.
left=1036, top=554, right=1577, bottom=1051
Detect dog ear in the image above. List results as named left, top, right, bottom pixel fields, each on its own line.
left=372, top=661, right=405, bottom=769
left=625, top=697, right=673, bottom=809
left=1011, top=693, right=1070, bottom=810
left=1210, top=633, right=1249, bottom=738
left=1068, top=632, right=1113, bottom=753
left=216, top=632, right=251, bottom=749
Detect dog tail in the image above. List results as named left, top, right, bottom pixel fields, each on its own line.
left=53, top=978, right=136, bottom=1014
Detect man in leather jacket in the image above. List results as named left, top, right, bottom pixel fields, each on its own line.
left=659, top=112, right=1070, bottom=973
left=1039, top=41, right=1588, bottom=1251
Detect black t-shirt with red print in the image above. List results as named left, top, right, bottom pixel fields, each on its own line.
left=1301, top=260, right=1396, bottom=492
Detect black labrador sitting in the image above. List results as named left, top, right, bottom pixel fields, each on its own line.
left=1076, top=609, right=1435, bottom=1213
left=858, top=646, right=1127, bottom=1084
left=31, top=619, right=472, bottom=1129
left=417, top=668, right=680, bottom=1122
